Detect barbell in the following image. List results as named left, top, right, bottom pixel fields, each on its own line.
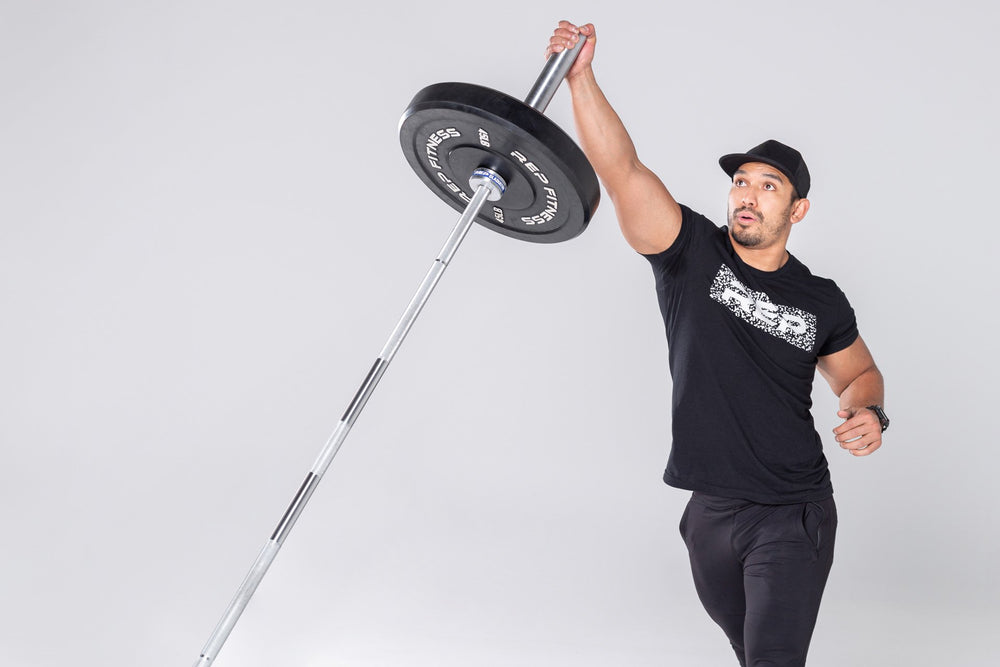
left=193, top=32, right=599, bottom=666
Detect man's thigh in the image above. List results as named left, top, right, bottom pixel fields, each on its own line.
left=680, top=494, right=751, bottom=659
left=738, top=497, right=838, bottom=666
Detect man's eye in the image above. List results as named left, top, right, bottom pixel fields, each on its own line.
left=735, top=179, right=746, bottom=186
left=764, top=183, right=775, bottom=190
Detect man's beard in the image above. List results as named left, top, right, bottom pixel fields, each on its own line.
left=728, top=205, right=791, bottom=248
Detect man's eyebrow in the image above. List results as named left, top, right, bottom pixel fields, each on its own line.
left=734, top=169, right=785, bottom=183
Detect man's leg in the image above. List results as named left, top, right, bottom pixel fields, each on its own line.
left=680, top=493, right=752, bottom=666
left=736, top=497, right=838, bottom=666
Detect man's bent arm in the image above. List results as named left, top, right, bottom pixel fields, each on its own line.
left=552, top=23, right=681, bottom=254
left=817, top=337, right=886, bottom=456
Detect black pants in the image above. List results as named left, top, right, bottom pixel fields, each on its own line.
left=679, top=492, right=837, bottom=667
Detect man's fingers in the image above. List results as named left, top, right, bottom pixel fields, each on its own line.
left=549, top=25, right=581, bottom=55
left=833, top=412, right=877, bottom=436
left=834, top=416, right=882, bottom=455
left=834, top=414, right=883, bottom=452
left=557, top=20, right=594, bottom=36
left=850, top=438, right=882, bottom=456
left=547, top=21, right=596, bottom=73
left=838, top=430, right=875, bottom=448
left=836, top=423, right=874, bottom=442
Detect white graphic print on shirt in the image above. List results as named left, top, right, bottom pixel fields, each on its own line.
left=709, top=264, right=817, bottom=352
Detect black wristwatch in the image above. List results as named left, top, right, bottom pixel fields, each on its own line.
left=866, top=405, right=890, bottom=433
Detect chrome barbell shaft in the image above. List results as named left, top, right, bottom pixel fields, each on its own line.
left=193, top=184, right=492, bottom=667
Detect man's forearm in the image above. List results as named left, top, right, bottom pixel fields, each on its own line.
left=838, top=366, right=885, bottom=413
left=566, top=67, right=642, bottom=196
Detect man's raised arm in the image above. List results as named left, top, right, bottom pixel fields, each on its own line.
left=547, top=21, right=682, bottom=255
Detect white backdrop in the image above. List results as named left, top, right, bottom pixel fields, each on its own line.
left=2, top=2, right=997, bottom=665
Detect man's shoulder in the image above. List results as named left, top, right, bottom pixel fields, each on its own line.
left=784, top=254, right=853, bottom=308
left=677, top=203, right=729, bottom=248
left=644, top=203, right=726, bottom=269
left=786, top=254, right=843, bottom=288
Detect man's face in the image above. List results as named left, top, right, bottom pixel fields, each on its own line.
left=726, top=162, right=803, bottom=249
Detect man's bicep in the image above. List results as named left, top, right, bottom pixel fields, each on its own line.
left=608, top=166, right=682, bottom=254
left=816, top=336, right=876, bottom=397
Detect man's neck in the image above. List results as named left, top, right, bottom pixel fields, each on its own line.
left=732, top=243, right=790, bottom=272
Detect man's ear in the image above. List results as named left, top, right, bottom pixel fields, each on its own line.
left=790, top=198, right=810, bottom=224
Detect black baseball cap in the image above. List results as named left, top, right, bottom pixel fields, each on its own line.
left=719, top=139, right=810, bottom=198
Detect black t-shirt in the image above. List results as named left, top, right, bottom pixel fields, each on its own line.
left=644, top=204, right=858, bottom=504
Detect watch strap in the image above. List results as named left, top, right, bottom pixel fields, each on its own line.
left=866, top=404, right=890, bottom=433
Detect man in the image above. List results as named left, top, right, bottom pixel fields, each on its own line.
left=547, top=21, right=888, bottom=666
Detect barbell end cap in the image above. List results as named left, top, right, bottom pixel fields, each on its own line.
left=469, top=167, right=507, bottom=202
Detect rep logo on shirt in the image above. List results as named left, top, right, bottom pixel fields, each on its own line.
left=709, top=264, right=817, bottom=352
